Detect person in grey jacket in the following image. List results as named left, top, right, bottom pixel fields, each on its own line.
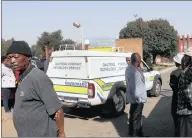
left=125, top=53, right=147, bottom=137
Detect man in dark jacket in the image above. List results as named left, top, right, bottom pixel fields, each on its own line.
left=169, top=53, right=183, bottom=136
left=6, top=41, right=65, bottom=137
left=176, top=47, right=192, bottom=137
left=31, top=56, right=44, bottom=71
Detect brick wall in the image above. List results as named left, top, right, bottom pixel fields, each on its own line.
left=178, top=35, right=192, bottom=53
left=116, top=38, right=143, bottom=58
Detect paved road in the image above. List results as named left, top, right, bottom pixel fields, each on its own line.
left=2, top=67, right=175, bottom=137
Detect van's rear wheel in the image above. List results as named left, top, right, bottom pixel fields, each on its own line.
left=111, top=90, right=126, bottom=116
left=151, top=79, right=161, bottom=97
left=101, top=89, right=126, bottom=117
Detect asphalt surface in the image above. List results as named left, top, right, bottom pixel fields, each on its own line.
left=2, top=67, right=176, bottom=137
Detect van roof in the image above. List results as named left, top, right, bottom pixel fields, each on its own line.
left=51, top=50, right=133, bottom=57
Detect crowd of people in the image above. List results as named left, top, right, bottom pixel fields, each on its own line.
left=169, top=47, right=192, bottom=137
left=124, top=47, right=192, bottom=137
left=1, top=40, right=192, bottom=137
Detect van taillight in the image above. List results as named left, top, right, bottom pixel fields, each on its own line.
left=88, top=83, right=95, bottom=98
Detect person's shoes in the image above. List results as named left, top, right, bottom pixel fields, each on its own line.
left=129, top=132, right=138, bottom=137
left=3, top=112, right=12, bottom=121
left=6, top=112, right=13, bottom=117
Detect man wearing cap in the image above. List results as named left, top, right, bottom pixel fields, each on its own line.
left=176, top=47, right=192, bottom=137
left=169, top=53, right=184, bottom=136
left=6, top=41, right=65, bottom=137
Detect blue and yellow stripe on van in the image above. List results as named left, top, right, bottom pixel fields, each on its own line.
left=53, top=85, right=88, bottom=95
left=94, top=79, right=115, bottom=91
left=53, top=79, right=128, bottom=95
left=94, top=79, right=127, bottom=91
left=53, top=74, right=155, bottom=95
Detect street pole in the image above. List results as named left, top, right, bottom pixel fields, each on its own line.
left=73, top=22, right=84, bottom=50
left=81, top=26, right=84, bottom=50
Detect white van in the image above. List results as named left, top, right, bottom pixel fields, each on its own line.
left=46, top=50, right=162, bottom=116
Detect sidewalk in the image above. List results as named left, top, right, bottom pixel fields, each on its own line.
left=160, top=66, right=176, bottom=74
left=1, top=107, right=17, bottom=137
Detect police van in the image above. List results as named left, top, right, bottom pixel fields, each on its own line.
left=46, top=50, right=162, bottom=116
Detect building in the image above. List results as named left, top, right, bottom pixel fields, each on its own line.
left=178, top=35, right=192, bottom=53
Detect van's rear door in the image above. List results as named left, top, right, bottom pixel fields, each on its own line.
left=47, top=57, right=88, bottom=79
left=46, top=56, right=89, bottom=99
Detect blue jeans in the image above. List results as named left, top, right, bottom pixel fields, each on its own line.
left=2, top=88, right=11, bottom=112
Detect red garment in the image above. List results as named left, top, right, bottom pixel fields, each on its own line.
left=15, top=71, right=20, bottom=83
left=134, top=65, right=141, bottom=70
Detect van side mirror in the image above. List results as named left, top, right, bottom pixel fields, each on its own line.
left=150, top=67, right=153, bottom=71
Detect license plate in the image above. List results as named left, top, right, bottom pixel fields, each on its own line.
left=58, top=96, right=77, bottom=102
left=64, top=97, right=78, bottom=102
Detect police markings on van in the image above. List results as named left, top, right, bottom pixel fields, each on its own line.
left=46, top=50, right=162, bottom=117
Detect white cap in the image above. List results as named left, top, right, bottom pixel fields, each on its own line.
left=184, top=47, right=192, bottom=57
left=173, top=53, right=184, bottom=64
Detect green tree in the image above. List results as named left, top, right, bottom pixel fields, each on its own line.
left=31, top=44, right=43, bottom=58
left=119, top=18, right=155, bottom=61
left=61, top=39, right=78, bottom=50
left=31, top=45, right=37, bottom=56
left=62, top=39, right=75, bottom=45
left=147, top=19, right=178, bottom=63
left=119, top=18, right=178, bottom=64
left=36, top=30, right=63, bottom=52
left=1, top=38, right=14, bottom=56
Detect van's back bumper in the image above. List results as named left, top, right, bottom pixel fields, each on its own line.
left=56, top=92, right=91, bottom=108
left=62, top=101, right=91, bottom=108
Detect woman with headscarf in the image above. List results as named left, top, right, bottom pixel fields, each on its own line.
left=169, top=53, right=184, bottom=136
left=176, top=47, right=192, bottom=137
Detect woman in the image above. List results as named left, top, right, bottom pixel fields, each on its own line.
left=176, top=47, right=192, bottom=137
left=1, top=56, right=16, bottom=116
left=169, top=53, right=183, bottom=136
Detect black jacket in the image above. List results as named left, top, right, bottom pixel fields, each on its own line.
left=31, top=57, right=44, bottom=71
left=169, top=67, right=182, bottom=115
left=177, top=67, right=192, bottom=115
